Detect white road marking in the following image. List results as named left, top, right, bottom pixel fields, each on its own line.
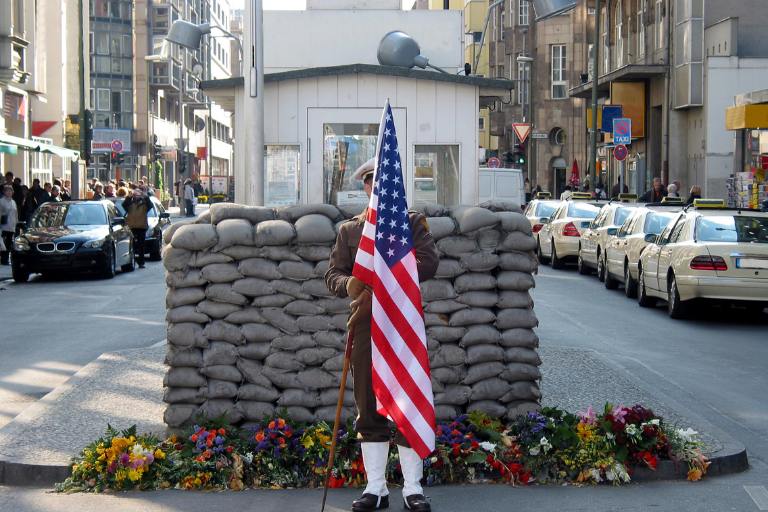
left=745, top=485, right=768, bottom=510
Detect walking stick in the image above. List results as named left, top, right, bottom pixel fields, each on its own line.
left=320, top=325, right=355, bottom=512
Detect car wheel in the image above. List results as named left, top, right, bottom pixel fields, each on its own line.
left=537, top=240, right=549, bottom=264
left=102, top=246, right=116, bottom=279
left=550, top=240, right=564, bottom=269
left=667, top=274, right=689, bottom=319
left=149, top=240, right=162, bottom=261
left=121, top=242, right=135, bottom=273
left=637, top=267, right=655, bottom=308
left=11, top=262, right=29, bottom=283
left=596, top=249, right=605, bottom=282
left=604, top=255, right=619, bottom=290
left=577, top=247, right=590, bottom=275
left=624, top=262, right=638, bottom=298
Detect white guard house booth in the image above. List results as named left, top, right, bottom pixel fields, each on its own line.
left=202, top=64, right=514, bottom=210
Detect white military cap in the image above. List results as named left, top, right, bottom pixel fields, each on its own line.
left=351, top=158, right=376, bottom=182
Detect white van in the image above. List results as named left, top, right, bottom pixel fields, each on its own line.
left=478, top=167, right=525, bottom=208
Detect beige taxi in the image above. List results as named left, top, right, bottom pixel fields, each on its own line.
left=523, top=196, right=562, bottom=248
left=603, top=205, right=680, bottom=297
left=637, top=200, right=768, bottom=318
left=577, top=198, right=640, bottom=280
left=538, top=194, right=601, bottom=269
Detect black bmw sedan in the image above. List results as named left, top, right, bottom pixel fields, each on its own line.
left=11, top=200, right=135, bottom=282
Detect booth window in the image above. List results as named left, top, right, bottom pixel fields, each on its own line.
left=414, top=145, right=460, bottom=207
left=323, top=123, right=379, bottom=207
left=265, top=145, right=300, bottom=207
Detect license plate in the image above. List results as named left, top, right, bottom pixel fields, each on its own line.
left=736, top=258, right=768, bottom=269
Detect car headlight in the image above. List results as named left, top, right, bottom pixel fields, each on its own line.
left=83, top=239, right=106, bottom=248
left=13, top=237, right=30, bottom=251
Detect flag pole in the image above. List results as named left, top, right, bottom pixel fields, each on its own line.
left=320, top=326, right=355, bottom=512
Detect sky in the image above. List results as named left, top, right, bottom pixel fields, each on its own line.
left=230, top=0, right=413, bottom=10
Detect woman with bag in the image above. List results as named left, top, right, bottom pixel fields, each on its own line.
left=0, top=185, right=19, bottom=265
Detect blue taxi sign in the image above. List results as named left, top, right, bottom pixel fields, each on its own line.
left=613, top=118, right=632, bottom=144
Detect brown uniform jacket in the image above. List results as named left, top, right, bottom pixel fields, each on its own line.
left=325, top=209, right=439, bottom=297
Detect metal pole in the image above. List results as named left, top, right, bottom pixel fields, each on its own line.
left=245, top=0, right=265, bottom=205
left=76, top=0, right=86, bottom=200
left=208, top=103, right=213, bottom=201
left=589, top=0, right=601, bottom=190
left=178, top=60, right=184, bottom=211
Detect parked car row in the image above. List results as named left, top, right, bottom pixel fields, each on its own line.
left=527, top=194, right=768, bottom=318
left=10, top=199, right=170, bottom=283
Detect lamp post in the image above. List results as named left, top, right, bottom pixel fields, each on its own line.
left=589, top=0, right=601, bottom=191
left=517, top=54, right=534, bottom=182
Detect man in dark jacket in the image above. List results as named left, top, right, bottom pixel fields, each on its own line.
left=639, top=177, right=667, bottom=203
left=122, top=188, right=155, bottom=268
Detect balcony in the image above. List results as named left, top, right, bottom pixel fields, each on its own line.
left=150, top=60, right=182, bottom=90
left=0, top=37, right=30, bottom=85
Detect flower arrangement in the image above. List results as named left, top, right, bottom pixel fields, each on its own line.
left=55, top=404, right=710, bottom=493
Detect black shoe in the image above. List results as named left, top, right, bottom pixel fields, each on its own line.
left=403, top=494, right=430, bottom=511
left=352, top=493, right=389, bottom=511
left=138, top=264, right=145, bottom=269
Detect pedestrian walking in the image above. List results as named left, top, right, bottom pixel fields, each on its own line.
left=325, top=158, right=439, bottom=512
left=0, top=185, right=19, bottom=265
left=122, top=188, right=155, bottom=269
left=184, top=179, right=195, bottom=217
left=639, top=177, right=667, bottom=203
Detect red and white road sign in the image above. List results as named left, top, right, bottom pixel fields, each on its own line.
left=512, top=123, right=531, bottom=144
left=487, top=156, right=501, bottom=168
left=111, top=139, right=123, bottom=152
left=613, top=144, right=629, bottom=161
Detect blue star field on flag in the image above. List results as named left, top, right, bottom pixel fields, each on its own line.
left=373, top=104, right=412, bottom=268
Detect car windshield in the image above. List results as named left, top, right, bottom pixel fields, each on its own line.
left=614, top=207, right=634, bottom=226
left=644, top=212, right=676, bottom=235
left=536, top=203, right=557, bottom=218
left=30, top=203, right=107, bottom=228
left=567, top=203, right=599, bottom=219
left=696, top=216, right=768, bottom=243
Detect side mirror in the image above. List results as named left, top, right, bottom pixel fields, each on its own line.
left=111, top=216, right=125, bottom=227
left=607, top=227, right=619, bottom=236
left=159, top=212, right=171, bottom=219
left=644, top=233, right=657, bottom=244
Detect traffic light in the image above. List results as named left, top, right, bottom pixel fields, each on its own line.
left=110, top=152, right=124, bottom=165
left=151, top=135, right=162, bottom=162
left=512, top=143, right=526, bottom=166
left=178, top=156, right=186, bottom=175
left=84, top=109, right=94, bottom=163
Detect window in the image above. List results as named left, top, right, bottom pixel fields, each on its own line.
left=638, top=0, right=646, bottom=57
left=644, top=212, right=674, bottom=235
left=615, top=0, right=624, bottom=67
left=479, top=117, right=485, bottom=130
left=602, top=7, right=609, bottom=72
left=111, top=91, right=121, bottom=113
left=655, top=0, right=664, bottom=49
left=473, top=31, right=482, bottom=43
left=97, top=88, right=110, bottom=111
left=669, top=219, right=686, bottom=243
left=122, top=35, right=132, bottom=57
left=517, top=60, right=529, bottom=105
left=551, top=45, right=567, bottom=99
left=122, top=90, right=132, bottom=113
left=414, top=145, right=460, bottom=207
left=696, top=216, right=768, bottom=243
left=323, top=123, right=379, bottom=207
left=518, top=0, right=529, bottom=26
left=500, top=7, right=505, bottom=39
left=265, top=145, right=301, bottom=207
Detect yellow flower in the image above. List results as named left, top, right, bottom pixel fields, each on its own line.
left=154, top=448, right=166, bottom=460
left=128, top=469, right=141, bottom=482
left=301, top=436, right=314, bottom=449
left=687, top=468, right=703, bottom=481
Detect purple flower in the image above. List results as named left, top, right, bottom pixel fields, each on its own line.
left=214, top=436, right=224, bottom=445
left=119, top=453, right=130, bottom=466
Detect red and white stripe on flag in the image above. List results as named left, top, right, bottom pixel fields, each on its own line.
left=351, top=101, right=436, bottom=458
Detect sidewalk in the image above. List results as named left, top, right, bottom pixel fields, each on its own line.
left=0, top=343, right=747, bottom=487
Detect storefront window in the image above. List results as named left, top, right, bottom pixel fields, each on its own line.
left=322, top=123, right=378, bottom=207
left=265, top=145, right=300, bottom=207
left=414, top=145, right=460, bottom=207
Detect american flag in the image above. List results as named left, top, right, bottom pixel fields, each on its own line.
left=352, top=101, right=435, bottom=458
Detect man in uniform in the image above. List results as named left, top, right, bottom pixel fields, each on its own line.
left=325, top=158, right=439, bottom=512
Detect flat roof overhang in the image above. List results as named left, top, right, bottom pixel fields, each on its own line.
left=568, top=64, right=668, bottom=99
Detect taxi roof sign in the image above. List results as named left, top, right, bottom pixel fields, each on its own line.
left=617, top=193, right=638, bottom=203
left=692, top=198, right=726, bottom=208
left=570, top=192, right=593, bottom=200
left=534, top=191, right=552, bottom=199
left=661, top=196, right=684, bottom=205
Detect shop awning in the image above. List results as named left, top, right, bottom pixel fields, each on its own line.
left=725, top=104, right=768, bottom=130
left=0, top=133, right=80, bottom=160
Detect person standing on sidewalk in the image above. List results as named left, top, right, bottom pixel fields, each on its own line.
left=0, top=185, right=19, bottom=265
left=184, top=179, right=195, bottom=217
left=122, top=188, right=155, bottom=269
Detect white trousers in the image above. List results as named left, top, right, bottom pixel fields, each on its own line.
left=360, top=442, right=424, bottom=498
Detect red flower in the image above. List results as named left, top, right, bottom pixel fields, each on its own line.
left=190, top=434, right=198, bottom=442
left=226, top=446, right=234, bottom=453
left=451, top=444, right=460, bottom=457
left=329, top=476, right=345, bottom=488
left=218, top=428, right=226, bottom=436
left=642, top=452, right=659, bottom=470
left=471, top=441, right=479, bottom=449
left=450, top=429, right=461, bottom=437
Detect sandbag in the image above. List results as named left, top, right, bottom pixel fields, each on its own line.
left=203, top=320, right=245, bottom=345
left=224, top=307, right=266, bottom=325
left=200, top=365, right=243, bottom=383
left=474, top=228, right=501, bottom=251
left=314, top=331, right=345, bottom=350
left=435, top=405, right=461, bottom=421
left=449, top=308, right=496, bottom=327
left=315, top=406, right=355, bottom=423
left=162, top=246, right=192, bottom=271
left=499, top=252, right=538, bottom=273
left=297, top=368, right=339, bottom=389
left=319, top=388, right=354, bottom=407
left=163, top=218, right=195, bottom=244
left=239, top=258, right=282, bottom=279
left=426, top=217, right=457, bottom=240
left=457, top=291, right=498, bottom=308
left=294, top=214, right=337, bottom=244
left=238, top=342, right=271, bottom=361
left=164, top=367, right=206, bottom=388
left=277, top=203, right=341, bottom=222
left=451, top=206, right=499, bottom=234
left=252, top=293, right=294, bottom=307
left=189, top=251, right=233, bottom=268
left=237, top=358, right=272, bottom=387
left=166, top=287, right=206, bottom=308
left=505, top=401, right=541, bottom=420
left=434, top=259, right=465, bottom=279
left=315, top=297, right=351, bottom=314
left=260, top=246, right=302, bottom=262
left=286, top=406, right=315, bottom=424
left=462, top=361, right=506, bottom=385
left=273, top=334, right=315, bottom=351
left=254, top=220, right=295, bottom=246
left=431, top=365, right=467, bottom=385
left=196, top=300, right=242, bottom=319
left=467, top=400, right=507, bottom=418
left=222, top=245, right=266, bottom=259
left=261, top=308, right=299, bottom=334
left=171, top=224, right=218, bottom=251
left=297, top=315, right=335, bottom=333
left=420, top=279, right=457, bottom=301
left=165, top=347, right=203, bottom=368
left=314, top=260, right=330, bottom=277
left=460, top=325, right=502, bottom=347
left=166, top=269, right=207, bottom=288
left=296, top=347, right=337, bottom=366
left=497, top=211, right=531, bottom=234
left=241, top=323, right=283, bottom=343
left=284, top=300, right=325, bottom=316
left=203, top=342, right=239, bottom=366
left=496, top=271, right=536, bottom=292
left=454, top=273, right=496, bottom=293
left=434, top=385, right=472, bottom=405
left=471, top=378, right=509, bottom=401
left=496, top=308, right=539, bottom=329
left=499, top=232, right=537, bottom=252
left=163, top=387, right=205, bottom=405
left=466, top=344, right=505, bottom=365
left=477, top=200, right=522, bottom=213
left=426, top=326, right=466, bottom=343
left=500, top=329, right=539, bottom=348
left=421, top=204, right=448, bottom=217
left=209, top=203, right=275, bottom=225
left=167, top=305, right=210, bottom=324
left=302, top=279, right=335, bottom=298
left=214, top=219, right=254, bottom=250
left=436, top=236, right=478, bottom=257
left=322, top=354, right=345, bottom=372
left=500, top=381, right=542, bottom=402
left=205, top=283, right=249, bottom=305
left=167, top=323, right=207, bottom=348
left=504, top=347, right=542, bottom=366
left=278, top=389, right=320, bottom=408
left=499, top=357, right=538, bottom=382
left=498, top=291, right=533, bottom=309
left=265, top=352, right=304, bottom=371
left=271, top=279, right=312, bottom=299
left=424, top=313, right=449, bottom=327
left=207, top=379, right=238, bottom=399
left=199, top=399, right=242, bottom=424
left=238, top=401, right=276, bottom=421
left=296, top=245, right=332, bottom=262
left=429, top=345, right=466, bottom=368
left=232, top=278, right=275, bottom=297
left=238, top=384, right=279, bottom=402
left=460, top=252, right=500, bottom=272
left=261, top=367, right=301, bottom=389
left=164, top=404, right=198, bottom=427
left=278, top=261, right=315, bottom=281
left=425, top=300, right=468, bottom=314
left=431, top=377, right=445, bottom=392
left=201, top=262, right=242, bottom=283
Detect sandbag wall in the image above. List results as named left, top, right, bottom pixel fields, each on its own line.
left=162, top=202, right=541, bottom=429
